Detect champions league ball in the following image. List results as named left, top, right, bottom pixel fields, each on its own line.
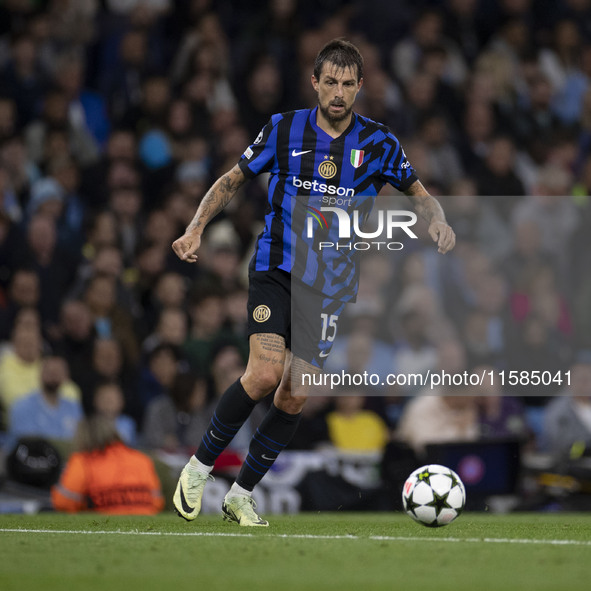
left=402, top=464, right=466, bottom=527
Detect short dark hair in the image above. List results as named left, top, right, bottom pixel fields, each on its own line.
left=314, top=38, right=363, bottom=82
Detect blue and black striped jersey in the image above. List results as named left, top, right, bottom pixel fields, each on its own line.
left=238, top=106, right=418, bottom=302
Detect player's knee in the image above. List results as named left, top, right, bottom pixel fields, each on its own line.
left=274, top=391, right=308, bottom=414
left=242, top=367, right=281, bottom=399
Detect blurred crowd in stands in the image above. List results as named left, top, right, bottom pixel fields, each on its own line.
left=0, top=0, right=591, bottom=468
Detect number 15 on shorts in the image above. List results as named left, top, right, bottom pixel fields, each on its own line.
left=320, top=313, right=338, bottom=342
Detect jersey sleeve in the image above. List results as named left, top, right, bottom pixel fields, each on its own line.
left=379, top=132, right=418, bottom=192
left=51, top=453, right=88, bottom=513
left=237, top=115, right=281, bottom=178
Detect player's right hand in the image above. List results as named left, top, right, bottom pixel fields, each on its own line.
left=172, top=232, right=201, bottom=263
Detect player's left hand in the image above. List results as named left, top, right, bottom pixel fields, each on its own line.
left=428, top=221, right=456, bottom=254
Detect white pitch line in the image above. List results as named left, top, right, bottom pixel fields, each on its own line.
left=1, top=528, right=591, bottom=547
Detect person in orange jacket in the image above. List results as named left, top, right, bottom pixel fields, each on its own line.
left=51, top=415, right=164, bottom=514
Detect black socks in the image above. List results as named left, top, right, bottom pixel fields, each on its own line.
left=236, top=404, right=302, bottom=491
left=195, top=379, right=258, bottom=466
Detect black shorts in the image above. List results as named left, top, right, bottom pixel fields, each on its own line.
left=247, top=268, right=345, bottom=368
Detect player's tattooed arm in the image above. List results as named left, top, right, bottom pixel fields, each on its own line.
left=404, top=180, right=445, bottom=224
left=186, top=165, right=247, bottom=234
left=172, top=165, right=247, bottom=262
left=404, top=180, right=456, bottom=254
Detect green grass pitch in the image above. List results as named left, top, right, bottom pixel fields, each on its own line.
left=1, top=512, right=590, bottom=591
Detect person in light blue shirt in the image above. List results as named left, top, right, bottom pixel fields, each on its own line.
left=91, top=381, right=137, bottom=448
left=7, top=355, right=82, bottom=449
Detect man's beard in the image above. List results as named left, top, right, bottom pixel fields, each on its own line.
left=43, top=382, right=61, bottom=395
left=318, top=100, right=353, bottom=123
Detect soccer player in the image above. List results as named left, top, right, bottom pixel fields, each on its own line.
left=171, top=39, right=456, bottom=526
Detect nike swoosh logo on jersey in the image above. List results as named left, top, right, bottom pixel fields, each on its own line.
left=292, top=149, right=311, bottom=157
left=318, top=351, right=330, bottom=358
left=179, top=484, right=194, bottom=514
left=210, top=430, right=224, bottom=441
left=261, top=454, right=276, bottom=461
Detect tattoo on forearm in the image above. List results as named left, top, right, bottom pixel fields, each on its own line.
left=187, top=167, right=246, bottom=233
left=405, top=180, right=446, bottom=225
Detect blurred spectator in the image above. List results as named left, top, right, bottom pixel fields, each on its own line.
left=100, top=28, right=150, bottom=125
left=80, top=210, right=120, bottom=263
left=539, top=19, right=587, bottom=126
left=474, top=135, right=526, bottom=221
left=77, top=337, right=137, bottom=416
left=142, top=372, right=209, bottom=450
left=326, top=313, right=395, bottom=392
left=138, top=342, right=182, bottom=412
left=108, top=186, right=143, bottom=266
left=121, top=74, right=171, bottom=137
left=8, top=354, right=82, bottom=445
left=51, top=299, right=95, bottom=389
left=355, top=54, right=402, bottom=129
left=0, top=210, right=21, bottom=291
left=142, top=306, right=188, bottom=355
left=43, top=155, right=86, bottom=252
left=470, top=272, right=510, bottom=361
left=0, top=134, right=40, bottom=204
left=92, top=381, right=137, bottom=448
left=512, top=165, right=578, bottom=272
left=396, top=340, right=479, bottom=454
left=442, top=0, right=487, bottom=64
left=51, top=414, right=164, bottom=514
left=51, top=51, right=110, bottom=148
left=512, top=71, right=568, bottom=165
left=141, top=270, right=187, bottom=335
left=444, top=189, right=512, bottom=263
left=0, top=268, right=40, bottom=341
left=509, top=264, right=573, bottom=341
left=0, top=31, right=47, bottom=128
left=416, top=112, right=464, bottom=191
left=183, top=283, right=232, bottom=375
left=0, top=322, right=43, bottom=411
left=239, top=53, right=286, bottom=138
left=502, top=219, right=557, bottom=289
left=505, top=314, right=571, bottom=403
left=0, top=96, right=17, bottom=141
left=397, top=72, right=439, bottom=137
left=326, top=392, right=389, bottom=454
left=391, top=309, right=438, bottom=394
left=390, top=8, right=467, bottom=87
left=17, top=213, right=79, bottom=329
left=80, top=130, right=137, bottom=212
left=472, top=363, right=528, bottom=441
left=24, top=87, right=98, bottom=166
left=543, top=358, right=591, bottom=459
left=83, top=272, right=139, bottom=366
left=458, top=101, right=497, bottom=172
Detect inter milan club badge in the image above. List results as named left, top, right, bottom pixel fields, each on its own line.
left=253, top=305, right=271, bottom=323
left=318, top=155, right=337, bottom=179
left=350, top=149, right=364, bottom=168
